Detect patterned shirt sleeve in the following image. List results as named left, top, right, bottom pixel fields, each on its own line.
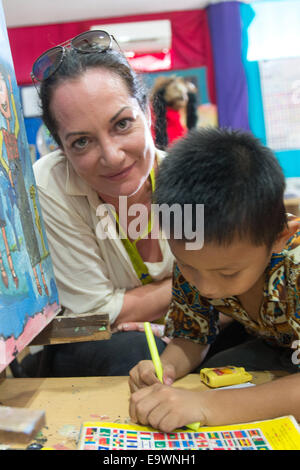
left=164, top=264, right=220, bottom=344
left=285, top=219, right=300, bottom=344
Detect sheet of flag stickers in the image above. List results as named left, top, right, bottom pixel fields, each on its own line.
left=77, top=416, right=300, bottom=450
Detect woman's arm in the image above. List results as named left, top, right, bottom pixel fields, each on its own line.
left=112, top=277, right=172, bottom=327
left=160, top=337, right=210, bottom=379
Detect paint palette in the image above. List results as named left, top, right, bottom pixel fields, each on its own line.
left=77, top=416, right=300, bottom=450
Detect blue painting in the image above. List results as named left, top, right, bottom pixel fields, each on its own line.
left=0, top=1, right=60, bottom=372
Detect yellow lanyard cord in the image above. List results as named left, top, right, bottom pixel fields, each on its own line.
left=111, top=167, right=155, bottom=285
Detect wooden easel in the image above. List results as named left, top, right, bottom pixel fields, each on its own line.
left=30, top=311, right=110, bottom=346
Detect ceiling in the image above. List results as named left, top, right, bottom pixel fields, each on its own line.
left=2, top=0, right=212, bottom=28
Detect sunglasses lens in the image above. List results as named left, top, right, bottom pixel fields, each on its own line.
left=32, top=46, right=63, bottom=81
left=72, top=30, right=111, bottom=52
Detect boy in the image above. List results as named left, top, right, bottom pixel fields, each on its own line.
left=129, top=127, right=300, bottom=432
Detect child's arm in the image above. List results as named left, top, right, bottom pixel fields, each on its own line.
left=200, top=372, right=300, bottom=425
left=130, top=369, right=300, bottom=432
left=161, top=337, right=210, bottom=380
left=129, top=337, right=210, bottom=392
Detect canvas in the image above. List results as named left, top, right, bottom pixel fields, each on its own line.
left=0, top=0, right=60, bottom=373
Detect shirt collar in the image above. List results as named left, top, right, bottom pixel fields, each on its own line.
left=264, top=253, right=288, bottom=302
left=65, top=160, right=101, bottom=210
left=65, top=159, right=90, bottom=196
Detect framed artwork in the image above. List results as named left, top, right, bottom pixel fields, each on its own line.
left=0, top=0, right=60, bottom=373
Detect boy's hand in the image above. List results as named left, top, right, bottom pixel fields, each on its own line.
left=129, top=360, right=176, bottom=393
left=129, top=384, right=207, bottom=433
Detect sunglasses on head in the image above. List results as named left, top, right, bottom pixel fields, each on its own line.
left=31, top=30, right=120, bottom=82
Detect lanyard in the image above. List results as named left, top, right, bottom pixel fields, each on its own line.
left=112, top=167, right=155, bottom=285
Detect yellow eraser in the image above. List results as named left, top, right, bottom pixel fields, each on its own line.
left=200, top=366, right=252, bottom=388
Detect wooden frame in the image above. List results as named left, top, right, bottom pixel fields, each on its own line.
left=30, top=313, right=111, bottom=346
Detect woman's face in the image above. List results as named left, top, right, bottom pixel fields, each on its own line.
left=50, top=68, right=155, bottom=199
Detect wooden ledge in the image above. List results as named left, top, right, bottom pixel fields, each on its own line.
left=30, top=313, right=111, bottom=346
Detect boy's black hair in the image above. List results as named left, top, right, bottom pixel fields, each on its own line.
left=154, top=127, right=287, bottom=248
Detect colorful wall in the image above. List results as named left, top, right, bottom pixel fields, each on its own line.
left=240, top=0, right=300, bottom=178
left=6, top=0, right=300, bottom=177
left=207, top=0, right=300, bottom=179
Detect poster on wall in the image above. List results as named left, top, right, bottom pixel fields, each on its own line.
left=0, top=1, right=60, bottom=373
left=259, top=57, right=300, bottom=151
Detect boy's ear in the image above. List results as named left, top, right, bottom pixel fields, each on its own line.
left=272, top=220, right=299, bottom=253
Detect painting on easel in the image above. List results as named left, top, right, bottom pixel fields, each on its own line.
left=0, top=1, right=60, bottom=373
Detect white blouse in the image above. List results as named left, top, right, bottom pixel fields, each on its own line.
left=33, top=149, right=174, bottom=324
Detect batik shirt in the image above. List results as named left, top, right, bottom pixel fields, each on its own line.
left=165, top=217, right=300, bottom=348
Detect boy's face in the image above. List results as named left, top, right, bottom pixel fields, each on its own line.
left=169, top=237, right=272, bottom=299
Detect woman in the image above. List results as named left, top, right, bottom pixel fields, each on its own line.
left=23, top=30, right=174, bottom=377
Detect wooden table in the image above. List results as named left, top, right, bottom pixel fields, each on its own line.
left=0, top=371, right=282, bottom=450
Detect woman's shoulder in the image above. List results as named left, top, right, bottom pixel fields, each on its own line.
left=33, top=149, right=67, bottom=190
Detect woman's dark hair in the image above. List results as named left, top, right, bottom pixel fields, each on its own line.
left=39, top=48, right=148, bottom=146
left=154, top=127, right=287, bottom=249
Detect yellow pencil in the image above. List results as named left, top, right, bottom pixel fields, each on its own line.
left=143, top=322, right=200, bottom=431
left=144, top=321, right=163, bottom=382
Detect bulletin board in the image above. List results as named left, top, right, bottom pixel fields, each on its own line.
left=240, top=2, right=300, bottom=178
left=259, top=57, right=300, bottom=151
